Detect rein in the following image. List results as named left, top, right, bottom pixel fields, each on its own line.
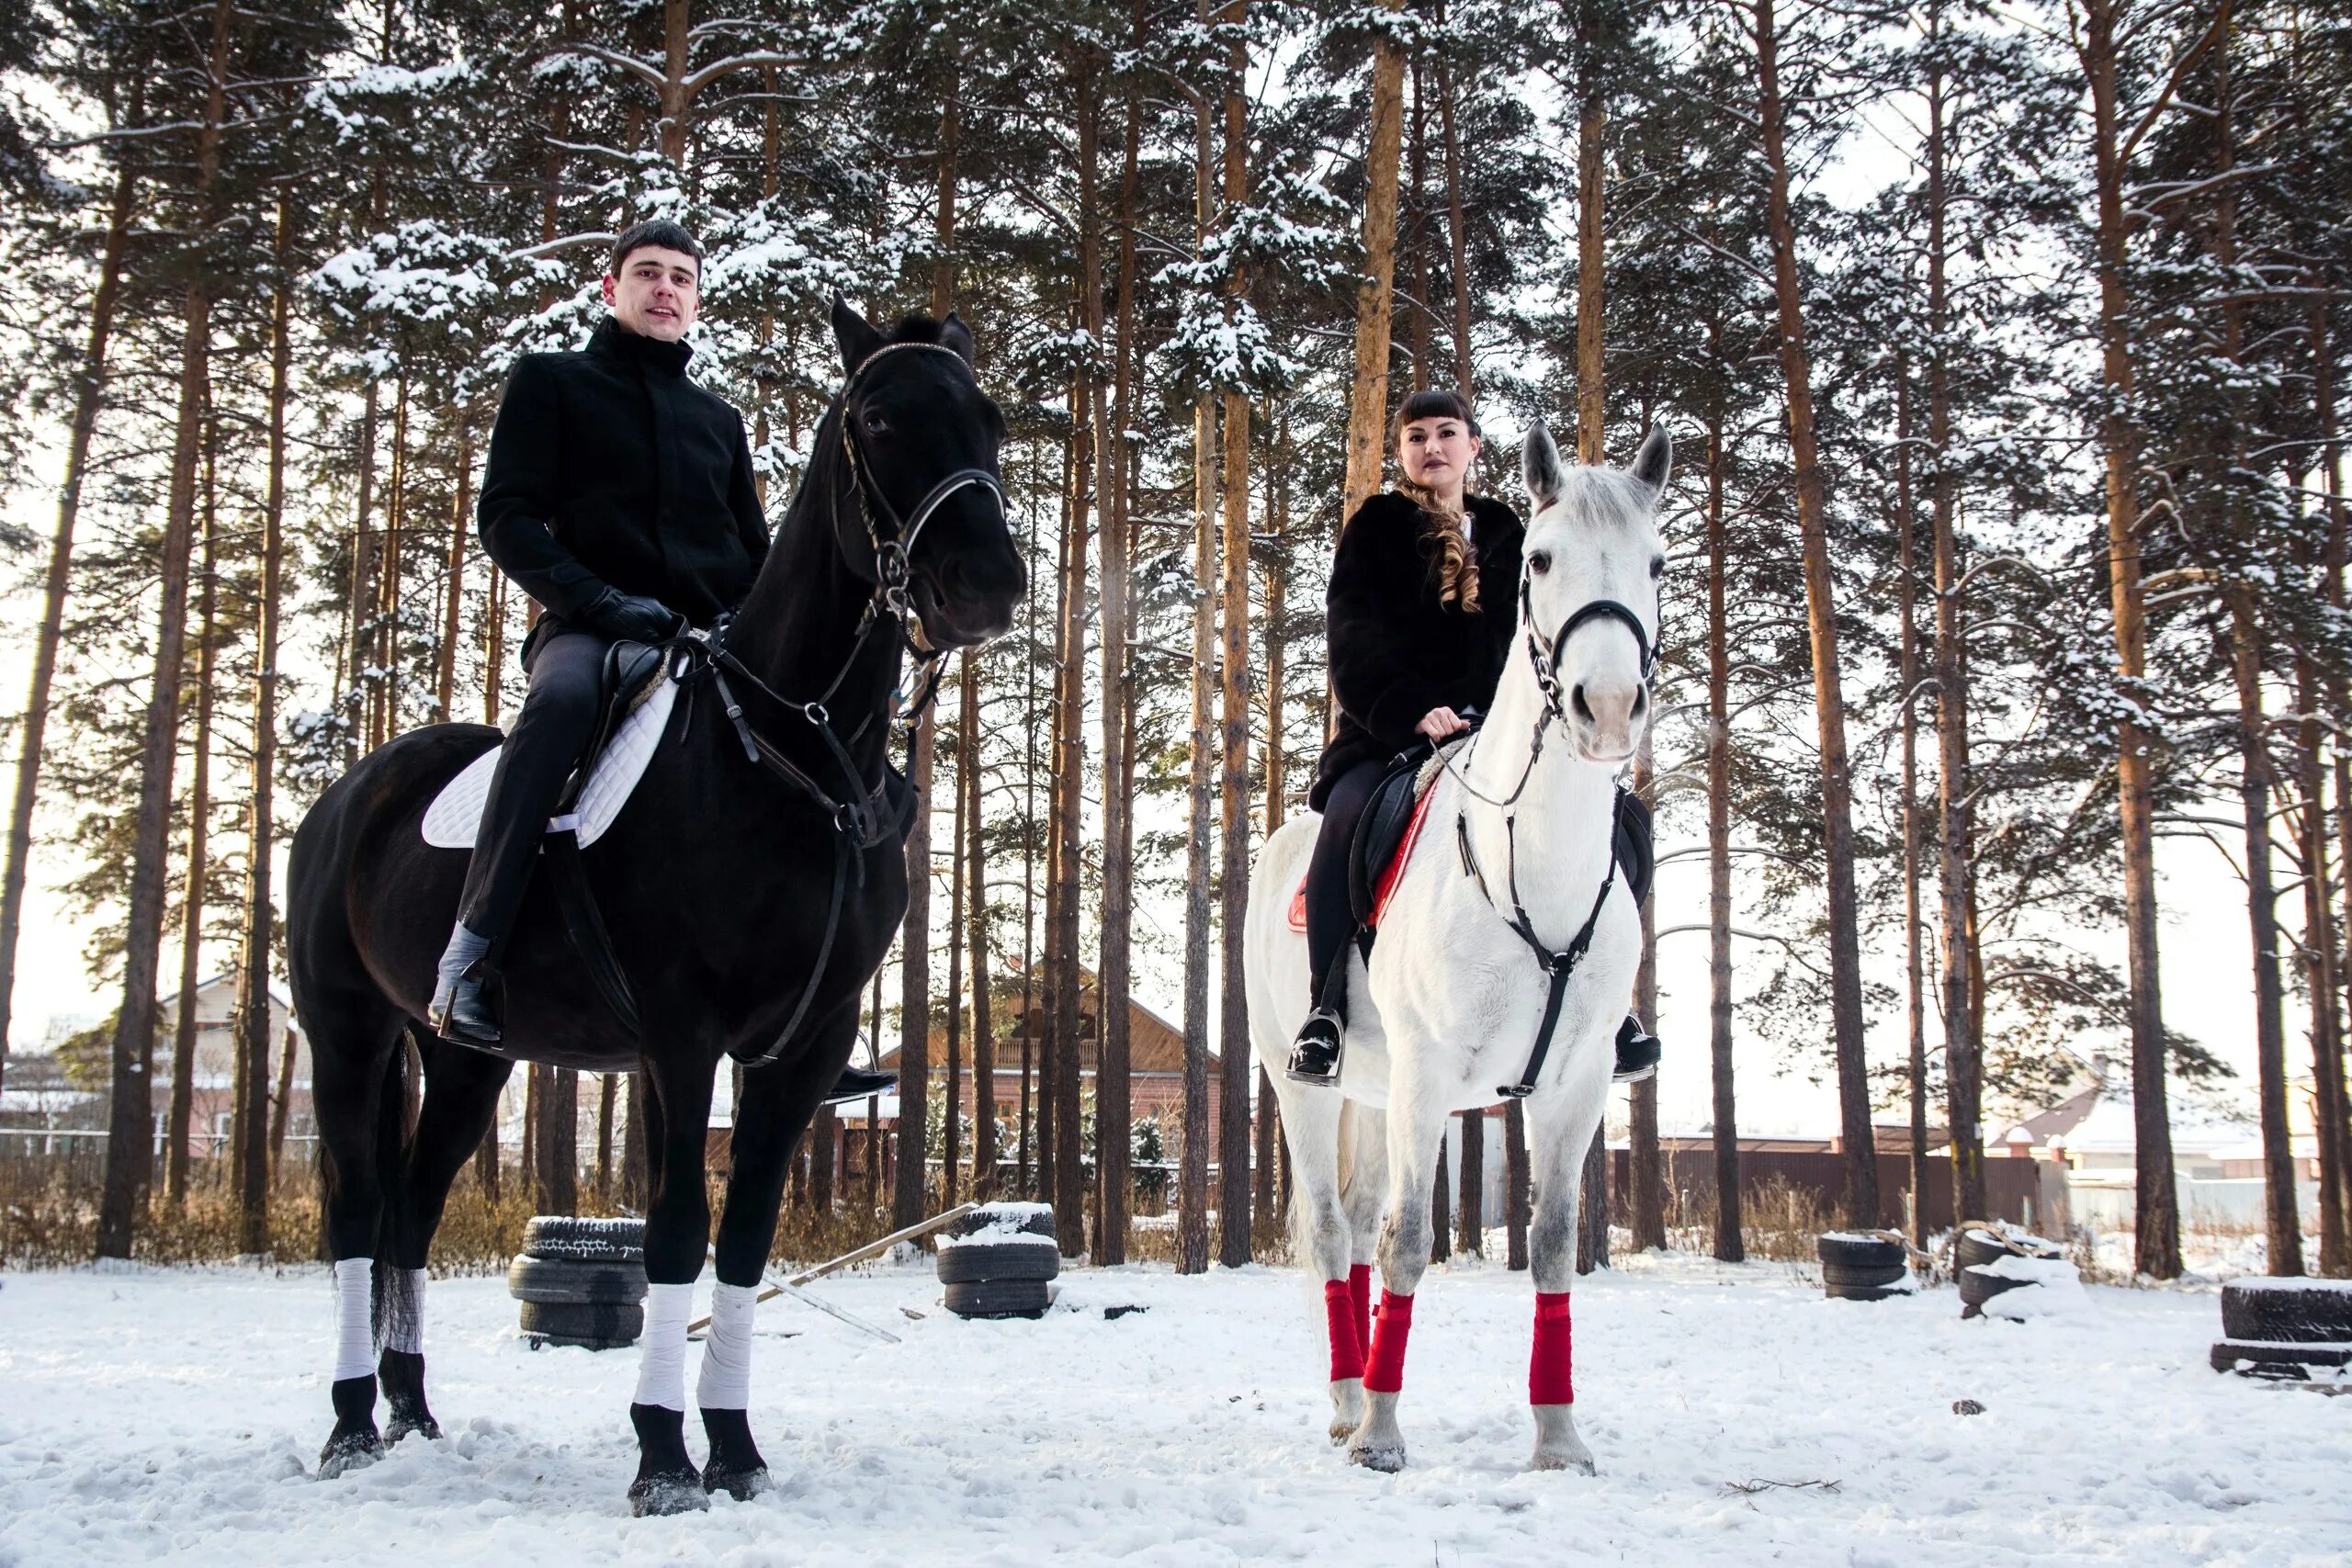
left=1442, top=572, right=1657, bottom=1100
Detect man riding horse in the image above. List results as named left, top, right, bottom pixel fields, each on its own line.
left=429, top=217, right=890, bottom=1108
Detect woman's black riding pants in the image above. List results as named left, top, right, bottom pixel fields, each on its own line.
left=1306, top=758, right=1386, bottom=1025
left=456, top=627, right=610, bottom=948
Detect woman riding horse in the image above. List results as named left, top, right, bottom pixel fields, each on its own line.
left=1288, top=389, right=1657, bottom=1087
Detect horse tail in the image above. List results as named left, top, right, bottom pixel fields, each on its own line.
left=368, top=1035, right=413, bottom=1348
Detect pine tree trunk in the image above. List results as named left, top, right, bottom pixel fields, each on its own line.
left=1575, top=1125, right=1606, bottom=1272
left=1095, top=8, right=1142, bottom=1253
left=2079, top=0, right=2179, bottom=1280
left=169, top=435, right=220, bottom=1208
left=1408, top=59, right=1431, bottom=393
left=1179, top=18, right=1218, bottom=1278
left=435, top=419, right=473, bottom=720
left=1575, top=35, right=1605, bottom=459
left=966, top=649, right=998, bottom=1202
left=1216, top=7, right=1253, bottom=1267
left=96, top=0, right=233, bottom=1260
left=594, top=1072, right=616, bottom=1202
left=1506, top=1100, right=1530, bottom=1269
left=1704, top=369, right=1743, bottom=1262
left=1436, top=35, right=1475, bottom=402
left=1894, top=364, right=1931, bottom=1247
left=1342, top=0, right=1408, bottom=518
left=0, top=158, right=133, bottom=1097
left=621, top=1072, right=647, bottom=1211
left=242, top=192, right=296, bottom=1239
left=1749, top=0, right=1876, bottom=1226
left=944, top=684, right=967, bottom=1209
left=2314, top=293, right=2352, bottom=1274
left=1926, top=70, right=1984, bottom=1225
left=1458, top=1109, right=1486, bottom=1255
left=1629, top=736, right=1664, bottom=1251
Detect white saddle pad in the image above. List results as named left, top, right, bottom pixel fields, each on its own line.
left=421, top=675, right=679, bottom=851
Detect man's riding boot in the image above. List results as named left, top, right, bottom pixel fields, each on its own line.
left=822, top=1065, right=896, bottom=1106
left=1285, top=1009, right=1344, bottom=1086
left=429, top=924, right=502, bottom=1048
left=1612, top=1012, right=1661, bottom=1084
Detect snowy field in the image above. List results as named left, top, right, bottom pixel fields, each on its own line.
left=2, top=1252, right=2346, bottom=1567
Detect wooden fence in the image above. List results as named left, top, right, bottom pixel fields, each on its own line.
left=1610, top=1147, right=2070, bottom=1235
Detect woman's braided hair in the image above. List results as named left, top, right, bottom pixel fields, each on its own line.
left=1391, top=389, right=1482, bottom=613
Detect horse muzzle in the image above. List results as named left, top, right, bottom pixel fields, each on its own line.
left=1566, top=674, right=1647, bottom=764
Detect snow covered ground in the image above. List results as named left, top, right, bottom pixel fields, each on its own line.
left=2, top=1251, right=2346, bottom=1566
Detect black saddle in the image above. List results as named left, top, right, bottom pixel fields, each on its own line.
left=1347, top=743, right=1437, bottom=936
left=555, top=639, right=669, bottom=811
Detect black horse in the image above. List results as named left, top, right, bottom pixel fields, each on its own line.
left=287, top=299, right=1022, bottom=1512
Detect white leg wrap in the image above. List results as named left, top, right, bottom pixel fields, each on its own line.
left=633, top=1282, right=695, bottom=1412
left=333, top=1258, right=375, bottom=1382
left=381, top=1268, right=426, bottom=1355
left=695, top=1282, right=758, bottom=1411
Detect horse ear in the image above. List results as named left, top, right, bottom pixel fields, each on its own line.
left=831, top=291, right=882, bottom=374
left=939, top=310, right=975, bottom=365
left=1629, top=422, right=1672, bottom=497
left=1521, top=418, right=1566, bottom=512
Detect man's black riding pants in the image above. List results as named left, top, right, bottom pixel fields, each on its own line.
left=457, top=627, right=610, bottom=946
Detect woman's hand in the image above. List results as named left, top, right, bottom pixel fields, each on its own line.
left=1416, top=705, right=1470, bottom=742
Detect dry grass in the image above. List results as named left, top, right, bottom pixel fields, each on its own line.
left=1653, top=1174, right=1838, bottom=1263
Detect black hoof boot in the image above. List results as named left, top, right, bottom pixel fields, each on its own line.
left=428, top=966, right=502, bottom=1048
left=821, top=1064, right=897, bottom=1107
left=628, top=1403, right=709, bottom=1517
left=700, top=1407, right=771, bottom=1501
left=379, top=1348, right=442, bottom=1445
left=1285, top=1010, right=1344, bottom=1085
left=319, top=1374, right=384, bottom=1479
left=1611, top=1013, right=1661, bottom=1084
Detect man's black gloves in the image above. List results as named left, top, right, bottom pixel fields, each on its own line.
left=580, top=585, right=683, bottom=644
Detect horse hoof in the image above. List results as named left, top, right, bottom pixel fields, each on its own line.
left=317, top=1426, right=383, bottom=1480
left=385, top=1408, right=442, bottom=1445
left=1327, top=1418, right=1356, bottom=1447
left=703, top=1461, right=771, bottom=1502
left=629, top=1472, right=712, bottom=1517
left=1531, top=1448, right=1598, bottom=1475
left=1348, top=1440, right=1407, bottom=1473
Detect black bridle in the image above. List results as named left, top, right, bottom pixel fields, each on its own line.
left=682, top=341, right=1010, bottom=1066
left=1445, top=570, right=1659, bottom=1098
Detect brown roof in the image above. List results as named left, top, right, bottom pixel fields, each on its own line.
left=879, top=962, right=1211, bottom=1076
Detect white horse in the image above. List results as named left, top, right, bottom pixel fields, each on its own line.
left=1245, top=418, right=1668, bottom=1473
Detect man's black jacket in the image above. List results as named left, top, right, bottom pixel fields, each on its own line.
left=1311, top=489, right=1524, bottom=809
left=477, top=317, right=769, bottom=644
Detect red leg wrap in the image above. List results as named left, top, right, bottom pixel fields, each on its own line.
left=1363, top=1289, right=1415, bottom=1394
left=1348, top=1264, right=1372, bottom=1360
left=1323, top=1280, right=1366, bottom=1383
left=1530, top=1291, right=1574, bottom=1404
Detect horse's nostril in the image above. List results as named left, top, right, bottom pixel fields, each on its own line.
left=1572, top=683, right=1595, bottom=723
left=1631, top=686, right=1648, bottom=716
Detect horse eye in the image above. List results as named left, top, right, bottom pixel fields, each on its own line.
left=1649, top=556, right=1665, bottom=580
left=1529, top=551, right=1552, bottom=575
left=863, top=408, right=890, bottom=436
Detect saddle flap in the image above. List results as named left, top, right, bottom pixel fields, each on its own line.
left=420, top=675, right=679, bottom=852
left=1347, top=752, right=1429, bottom=924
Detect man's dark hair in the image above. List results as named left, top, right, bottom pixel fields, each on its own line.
left=610, top=219, right=703, bottom=277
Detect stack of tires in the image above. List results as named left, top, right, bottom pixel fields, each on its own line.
left=2211, top=1278, right=2352, bottom=1381
left=1956, top=1224, right=2070, bottom=1319
left=1816, top=1232, right=1913, bottom=1301
left=935, top=1202, right=1059, bottom=1320
left=509, top=1216, right=648, bottom=1349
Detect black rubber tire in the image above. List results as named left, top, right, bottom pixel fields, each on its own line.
left=1824, top=1281, right=1911, bottom=1303
left=2210, top=1337, right=2351, bottom=1375
left=936, top=1240, right=1061, bottom=1285
left=1816, top=1234, right=1905, bottom=1271
left=523, top=1215, right=646, bottom=1263
left=2221, top=1280, right=2352, bottom=1344
left=518, top=1299, right=645, bottom=1342
left=508, top=1252, right=649, bottom=1305
left=1823, top=1260, right=1909, bottom=1291
left=943, top=1278, right=1052, bottom=1318
left=1959, top=1264, right=2032, bottom=1308
left=941, top=1202, right=1057, bottom=1243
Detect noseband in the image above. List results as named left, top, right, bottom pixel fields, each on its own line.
left=1521, top=578, right=1658, bottom=722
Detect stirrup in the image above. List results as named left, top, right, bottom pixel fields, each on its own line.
left=429, top=965, right=503, bottom=1049
left=1285, top=1010, right=1344, bottom=1086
